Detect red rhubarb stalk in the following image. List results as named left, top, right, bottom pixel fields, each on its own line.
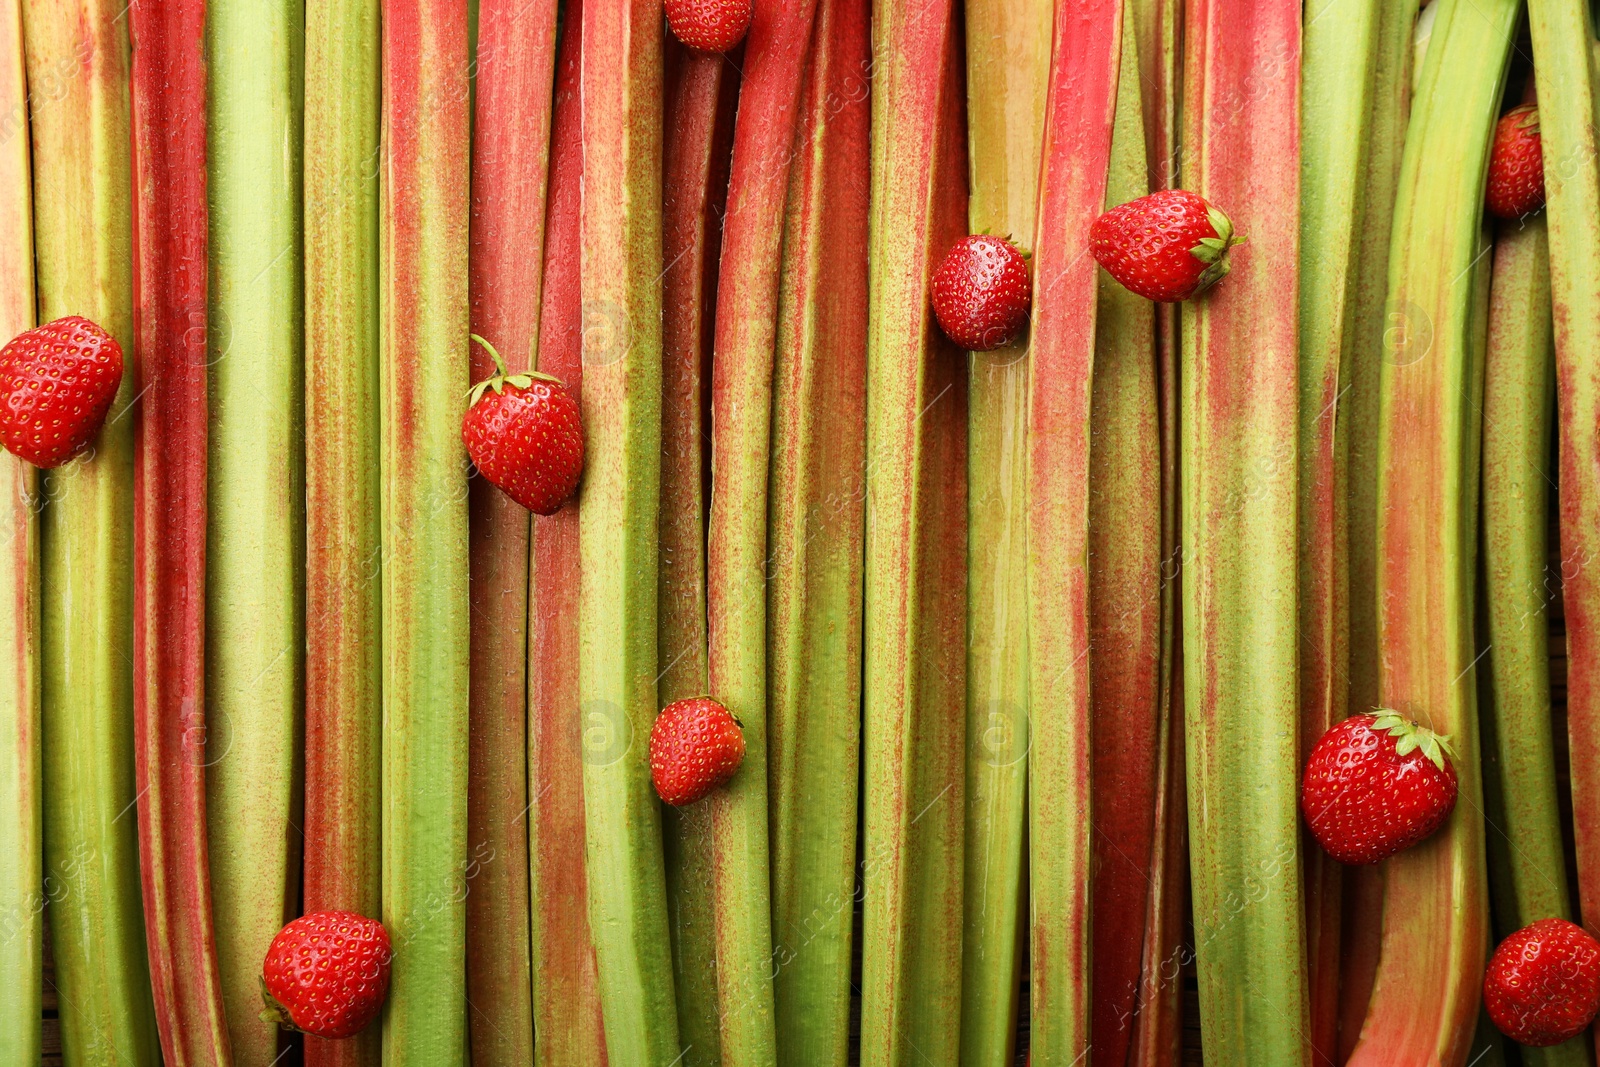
left=527, top=0, right=608, bottom=1058
left=465, top=2, right=558, bottom=1060
left=658, top=34, right=736, bottom=1067
left=861, top=1, right=969, bottom=1062
left=702, top=1, right=819, bottom=1059
left=766, top=0, right=870, bottom=1061
left=129, top=0, right=230, bottom=1062
left=1026, top=2, right=1125, bottom=1061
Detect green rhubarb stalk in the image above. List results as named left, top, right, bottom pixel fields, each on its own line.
left=1179, top=0, right=1308, bottom=1062
left=205, top=2, right=305, bottom=1058
left=129, top=0, right=232, bottom=1060
left=958, top=0, right=1047, bottom=1062
left=0, top=2, right=36, bottom=1060
left=1025, top=2, right=1125, bottom=1061
left=703, top=3, right=819, bottom=1060
left=576, top=2, right=680, bottom=1062
left=379, top=1, right=472, bottom=1061
left=1344, top=0, right=1515, bottom=1061
left=1479, top=212, right=1586, bottom=1067
left=659, top=36, right=732, bottom=1067
left=1088, top=19, right=1160, bottom=1067
left=1336, top=3, right=1413, bottom=1056
left=464, top=3, right=558, bottom=1061
left=527, top=1, right=608, bottom=1058
left=23, top=2, right=160, bottom=1064
left=1526, top=15, right=1600, bottom=1067
left=1298, top=0, right=1381, bottom=1057
left=766, top=0, right=869, bottom=1062
left=861, top=1, right=969, bottom=1062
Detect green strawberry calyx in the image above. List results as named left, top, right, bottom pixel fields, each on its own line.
left=1371, top=709, right=1455, bottom=772
left=1188, top=205, right=1246, bottom=296
left=467, top=333, right=563, bottom=406
left=259, top=975, right=303, bottom=1032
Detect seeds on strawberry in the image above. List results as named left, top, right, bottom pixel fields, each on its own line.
left=1486, top=103, right=1544, bottom=219
left=1089, top=189, right=1243, bottom=303
left=260, top=910, right=391, bottom=1039
left=1484, top=918, right=1600, bottom=1047
left=1299, top=710, right=1459, bottom=865
left=0, top=315, right=123, bottom=468
left=649, top=696, right=745, bottom=806
left=931, top=234, right=1032, bottom=351
left=665, top=0, right=753, bottom=54
left=461, top=333, right=584, bottom=515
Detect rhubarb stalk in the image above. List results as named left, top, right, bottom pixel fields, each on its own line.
left=577, top=2, right=680, bottom=1061
left=860, top=0, right=968, bottom=1061
left=0, top=1, right=35, bottom=1059
left=205, top=2, right=305, bottom=1057
left=303, top=1, right=382, bottom=1065
left=25, top=1, right=160, bottom=1062
left=1527, top=5, right=1600, bottom=1065
left=1344, top=0, right=1515, bottom=1061
left=527, top=0, right=608, bottom=1058
left=130, top=0, right=231, bottom=1060
left=1088, top=17, right=1160, bottom=1067
left=702, top=1, right=819, bottom=1058
left=380, top=1, right=472, bottom=1060
left=1179, top=0, right=1308, bottom=1061
left=958, top=0, right=1047, bottom=1062
left=1025, top=2, right=1125, bottom=1061
left=1298, top=0, right=1381, bottom=1057
left=766, top=0, right=869, bottom=1061
left=465, top=2, right=557, bottom=1060
left=658, top=34, right=735, bottom=1067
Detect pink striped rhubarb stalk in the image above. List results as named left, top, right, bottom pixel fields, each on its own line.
left=24, top=0, right=160, bottom=1062
left=0, top=1, right=36, bottom=1059
left=465, top=2, right=558, bottom=1060
left=1025, top=1, right=1126, bottom=1061
left=1178, top=0, right=1308, bottom=1061
left=129, top=1, right=231, bottom=1062
left=658, top=32, right=736, bottom=1067
left=303, top=1, right=382, bottom=1064
left=958, top=1, right=1048, bottom=1062
left=380, top=1, right=473, bottom=1060
left=702, top=1, right=819, bottom=1059
left=1527, top=2, right=1600, bottom=1062
left=527, top=1, right=608, bottom=1058
left=577, top=2, right=680, bottom=1061
left=861, top=1, right=968, bottom=1062
left=1345, top=0, right=1515, bottom=1061
left=766, top=0, right=869, bottom=1061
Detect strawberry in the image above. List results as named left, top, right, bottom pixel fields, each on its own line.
left=931, top=234, right=1032, bottom=352
left=1486, top=103, right=1545, bottom=219
left=665, top=0, right=753, bottom=53
left=1089, top=189, right=1243, bottom=303
left=1299, top=710, right=1458, bottom=865
left=461, top=333, right=583, bottom=516
left=1484, top=918, right=1600, bottom=1047
left=260, top=910, right=391, bottom=1039
left=0, top=315, right=124, bottom=468
left=649, top=696, right=746, bottom=806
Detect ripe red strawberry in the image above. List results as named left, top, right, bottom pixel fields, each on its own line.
left=665, top=0, right=752, bottom=53
left=260, top=910, right=391, bottom=1039
left=1486, top=104, right=1545, bottom=219
left=1089, top=189, right=1243, bottom=303
left=1300, top=710, right=1458, bottom=865
left=0, top=315, right=123, bottom=468
left=1485, top=918, right=1600, bottom=1046
left=649, top=696, right=745, bottom=806
left=931, top=234, right=1032, bottom=351
left=461, top=334, right=583, bottom=516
